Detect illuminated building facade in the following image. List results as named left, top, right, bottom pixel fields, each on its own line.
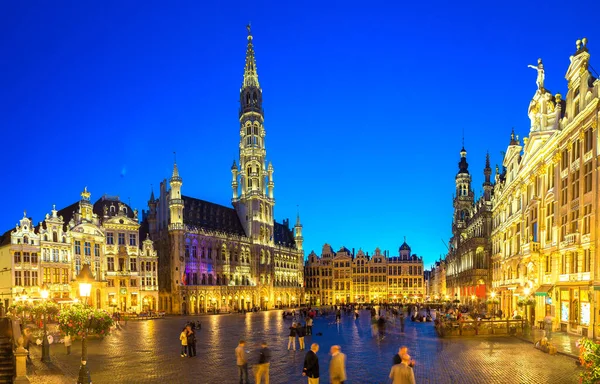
left=144, top=27, right=304, bottom=315
left=0, top=189, right=159, bottom=313
left=445, top=147, right=493, bottom=305
left=491, top=39, right=600, bottom=337
left=304, top=242, right=425, bottom=305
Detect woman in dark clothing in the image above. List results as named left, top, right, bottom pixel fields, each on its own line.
left=186, top=325, right=196, bottom=357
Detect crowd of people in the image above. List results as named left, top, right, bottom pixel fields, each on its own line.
left=179, top=304, right=426, bottom=383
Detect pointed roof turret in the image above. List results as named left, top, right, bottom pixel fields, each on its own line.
left=150, top=185, right=155, bottom=201
left=509, top=128, right=519, bottom=146
left=484, top=152, right=492, bottom=183
left=458, top=146, right=469, bottom=174
left=243, top=24, right=260, bottom=89
left=172, top=162, right=180, bottom=178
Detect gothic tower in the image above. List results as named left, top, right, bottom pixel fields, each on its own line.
left=232, top=25, right=275, bottom=246
left=168, top=161, right=185, bottom=313
left=483, top=152, right=492, bottom=202
left=453, top=146, right=474, bottom=235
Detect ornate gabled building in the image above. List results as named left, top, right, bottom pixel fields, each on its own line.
left=304, top=242, right=425, bottom=305
left=491, top=38, right=600, bottom=337
left=144, top=27, right=304, bottom=315
left=445, top=147, right=493, bottom=304
left=0, top=189, right=159, bottom=313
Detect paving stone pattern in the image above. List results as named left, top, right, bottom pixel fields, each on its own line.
left=27, top=310, right=581, bottom=383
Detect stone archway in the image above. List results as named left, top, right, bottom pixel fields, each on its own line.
left=143, top=295, right=156, bottom=311
left=190, top=295, right=197, bottom=314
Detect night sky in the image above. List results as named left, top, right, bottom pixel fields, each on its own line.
left=1, top=1, right=599, bottom=267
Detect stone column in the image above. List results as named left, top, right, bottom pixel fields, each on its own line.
left=14, top=337, right=30, bottom=384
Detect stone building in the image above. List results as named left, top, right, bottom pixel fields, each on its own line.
left=0, top=189, right=159, bottom=313
left=491, top=39, right=600, bottom=337
left=304, top=242, right=425, bottom=305
left=144, top=27, right=304, bottom=315
left=444, top=147, right=493, bottom=305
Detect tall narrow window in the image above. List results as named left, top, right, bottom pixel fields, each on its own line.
left=570, top=209, right=579, bottom=234
left=585, top=128, right=594, bottom=153
left=547, top=164, right=555, bottom=189
left=584, top=205, right=592, bottom=234
left=107, top=233, right=114, bottom=245
left=546, top=202, right=554, bottom=242
left=118, top=233, right=125, bottom=245
left=572, top=170, right=580, bottom=199
left=84, top=242, right=91, bottom=256
left=584, top=162, right=593, bottom=193
left=74, top=241, right=81, bottom=255
left=561, top=179, right=568, bottom=206
left=584, top=249, right=591, bottom=272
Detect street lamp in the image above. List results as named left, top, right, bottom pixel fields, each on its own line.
left=41, top=283, right=50, bottom=363
left=76, top=264, right=94, bottom=384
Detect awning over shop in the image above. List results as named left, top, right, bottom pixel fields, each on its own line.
left=535, top=285, right=553, bottom=296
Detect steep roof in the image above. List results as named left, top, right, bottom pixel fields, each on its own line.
left=182, top=196, right=246, bottom=236
left=274, top=221, right=295, bottom=248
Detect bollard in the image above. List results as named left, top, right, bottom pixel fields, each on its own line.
left=14, top=336, right=30, bottom=384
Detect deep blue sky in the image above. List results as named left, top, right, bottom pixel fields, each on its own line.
left=1, top=1, right=599, bottom=267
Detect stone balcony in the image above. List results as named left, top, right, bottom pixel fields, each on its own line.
left=522, top=241, right=540, bottom=254
left=560, top=233, right=579, bottom=248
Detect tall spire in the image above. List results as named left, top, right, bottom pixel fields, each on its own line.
left=243, top=24, right=260, bottom=89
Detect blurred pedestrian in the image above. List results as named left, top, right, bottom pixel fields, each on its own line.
left=306, top=316, right=313, bottom=336
left=255, top=341, right=271, bottom=384
left=302, top=343, right=320, bottom=383
left=389, top=354, right=416, bottom=384
left=64, top=334, right=72, bottom=355
left=329, top=345, right=347, bottom=384
left=399, top=313, right=405, bottom=333
left=393, top=346, right=415, bottom=367
left=179, top=327, right=188, bottom=357
left=377, top=316, right=386, bottom=339
left=235, top=340, right=249, bottom=384
left=288, top=323, right=297, bottom=350
left=298, top=322, right=306, bottom=350
left=186, top=325, right=196, bottom=357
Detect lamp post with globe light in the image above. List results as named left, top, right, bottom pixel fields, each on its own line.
left=76, top=264, right=94, bottom=384
left=40, top=283, right=51, bottom=363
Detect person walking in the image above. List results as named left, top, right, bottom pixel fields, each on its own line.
left=179, top=327, right=188, bottom=357
left=389, top=354, right=416, bottom=384
left=329, top=345, right=347, bottom=384
left=302, top=343, right=320, bottom=384
left=255, top=341, right=271, bottom=384
left=64, top=334, right=72, bottom=355
left=399, top=313, right=405, bottom=333
left=306, top=316, right=313, bottom=336
left=544, top=313, right=553, bottom=339
left=186, top=325, right=196, bottom=357
left=298, top=322, right=306, bottom=350
left=235, top=340, right=249, bottom=384
left=393, top=346, right=415, bottom=366
left=288, top=323, right=297, bottom=350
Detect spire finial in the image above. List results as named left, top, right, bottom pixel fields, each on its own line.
left=242, top=24, right=260, bottom=89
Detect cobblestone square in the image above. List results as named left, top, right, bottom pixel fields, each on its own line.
left=30, top=310, right=581, bottom=383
